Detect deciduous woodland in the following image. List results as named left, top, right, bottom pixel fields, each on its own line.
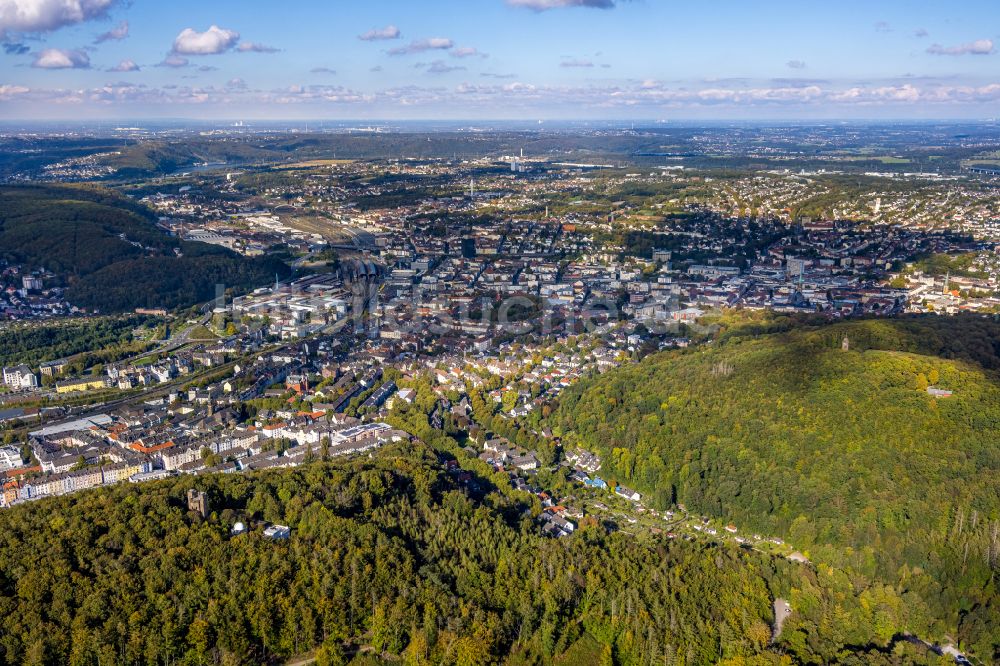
left=554, top=315, right=1000, bottom=661
left=0, top=185, right=287, bottom=313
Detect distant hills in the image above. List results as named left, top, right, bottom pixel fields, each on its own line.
left=2, top=124, right=997, bottom=180
left=98, top=133, right=662, bottom=176
left=553, top=314, right=1000, bottom=659
left=0, top=185, right=287, bottom=313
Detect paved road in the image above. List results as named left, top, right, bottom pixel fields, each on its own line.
left=901, top=634, right=973, bottom=665
left=114, top=310, right=214, bottom=367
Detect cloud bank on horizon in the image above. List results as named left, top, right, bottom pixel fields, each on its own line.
left=0, top=0, right=998, bottom=119
left=926, top=39, right=994, bottom=56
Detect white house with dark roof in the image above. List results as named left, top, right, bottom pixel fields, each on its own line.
left=2, top=365, right=38, bottom=390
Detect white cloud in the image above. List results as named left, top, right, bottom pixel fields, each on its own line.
left=867, top=84, right=920, bottom=102
left=423, top=59, right=465, bottom=74
left=926, top=39, right=994, bottom=56
left=387, top=37, right=453, bottom=55
left=263, top=84, right=374, bottom=105
left=560, top=58, right=594, bottom=68
left=31, top=47, right=89, bottom=68
left=238, top=41, right=279, bottom=53
left=451, top=46, right=486, bottom=58
left=172, top=25, right=240, bottom=55
left=158, top=54, right=189, bottom=68
left=508, top=0, right=615, bottom=9
left=94, top=18, right=126, bottom=43
left=0, top=0, right=117, bottom=37
left=10, top=76, right=1000, bottom=116
left=0, top=83, right=29, bottom=99
left=358, top=24, right=400, bottom=41
left=108, top=58, right=138, bottom=72
left=786, top=60, right=806, bottom=69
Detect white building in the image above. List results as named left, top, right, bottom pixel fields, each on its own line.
left=22, top=276, right=43, bottom=290
left=0, top=445, right=23, bottom=471
left=2, top=365, right=39, bottom=390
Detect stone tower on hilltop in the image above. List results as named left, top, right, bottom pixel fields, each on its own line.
left=187, top=489, right=208, bottom=518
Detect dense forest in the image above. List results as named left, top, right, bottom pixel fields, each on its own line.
left=0, top=441, right=959, bottom=666
left=0, top=185, right=288, bottom=312
left=64, top=243, right=286, bottom=313
left=552, top=314, right=1000, bottom=661
left=0, top=316, right=153, bottom=367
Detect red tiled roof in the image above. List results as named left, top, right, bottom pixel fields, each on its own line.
left=129, top=440, right=175, bottom=454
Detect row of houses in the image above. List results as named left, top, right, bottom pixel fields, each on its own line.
left=2, top=460, right=152, bottom=506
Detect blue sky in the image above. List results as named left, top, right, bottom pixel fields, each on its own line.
left=1, top=0, right=999, bottom=119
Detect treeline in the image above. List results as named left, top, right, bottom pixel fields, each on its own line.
left=65, top=248, right=287, bottom=313
left=0, top=316, right=153, bottom=367
left=552, top=315, right=1000, bottom=660
left=0, top=185, right=288, bottom=313
left=352, top=187, right=440, bottom=211
left=910, top=252, right=986, bottom=279
left=0, top=185, right=169, bottom=277
left=0, top=441, right=956, bottom=666
left=95, top=132, right=680, bottom=177
left=0, top=138, right=128, bottom=179
left=714, top=311, right=1000, bottom=371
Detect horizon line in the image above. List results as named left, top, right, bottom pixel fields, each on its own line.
left=1, top=117, right=998, bottom=125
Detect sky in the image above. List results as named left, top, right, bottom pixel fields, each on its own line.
left=0, top=0, right=999, bottom=120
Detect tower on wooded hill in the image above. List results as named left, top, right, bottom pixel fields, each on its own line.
left=187, top=489, right=208, bottom=518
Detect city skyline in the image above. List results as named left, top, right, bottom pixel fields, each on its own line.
left=1, top=0, right=1000, bottom=120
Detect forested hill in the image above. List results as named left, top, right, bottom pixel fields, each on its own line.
left=0, top=440, right=961, bottom=666
left=553, top=314, right=1000, bottom=660
left=0, top=185, right=287, bottom=312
